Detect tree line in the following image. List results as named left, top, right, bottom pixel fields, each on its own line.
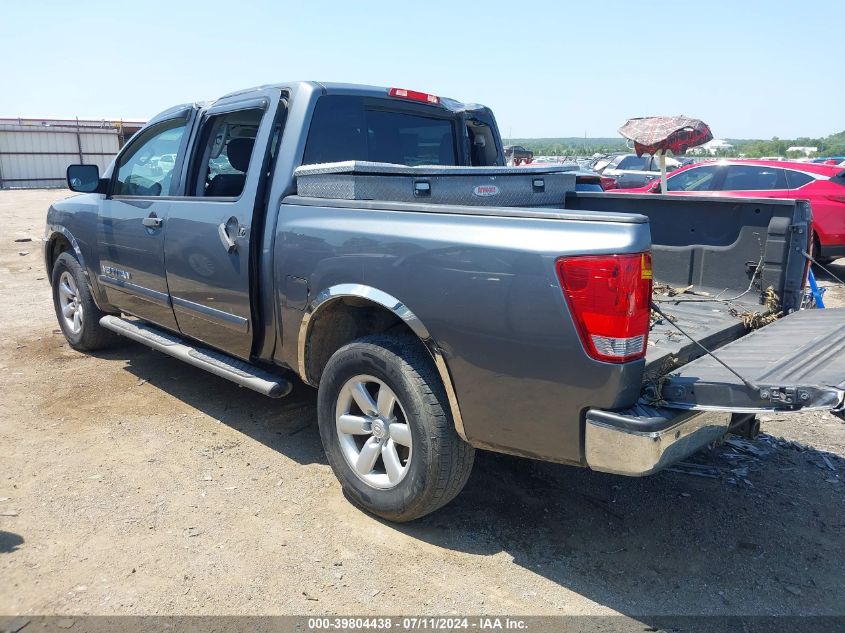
left=728, top=131, right=845, bottom=158
left=504, top=130, right=845, bottom=159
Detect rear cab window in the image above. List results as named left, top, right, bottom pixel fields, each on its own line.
left=303, top=95, right=459, bottom=166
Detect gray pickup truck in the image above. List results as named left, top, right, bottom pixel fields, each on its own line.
left=45, top=82, right=845, bottom=521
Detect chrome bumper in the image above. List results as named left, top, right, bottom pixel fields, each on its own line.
left=584, top=408, right=733, bottom=476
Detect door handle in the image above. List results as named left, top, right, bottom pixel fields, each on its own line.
left=142, top=215, right=162, bottom=228
left=218, top=222, right=237, bottom=253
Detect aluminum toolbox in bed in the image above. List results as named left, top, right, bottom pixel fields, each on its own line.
left=294, top=161, right=578, bottom=206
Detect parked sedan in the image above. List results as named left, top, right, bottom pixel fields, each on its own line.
left=812, top=157, right=845, bottom=165
left=618, top=160, right=845, bottom=261
left=594, top=152, right=681, bottom=189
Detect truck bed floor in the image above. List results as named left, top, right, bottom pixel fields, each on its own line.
left=646, top=295, right=762, bottom=372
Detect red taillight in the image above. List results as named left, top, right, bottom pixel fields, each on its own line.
left=599, top=176, right=617, bottom=191
left=556, top=253, right=653, bottom=363
left=388, top=87, right=441, bottom=105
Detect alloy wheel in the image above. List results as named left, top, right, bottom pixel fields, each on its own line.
left=58, top=271, right=83, bottom=335
left=335, top=374, right=413, bottom=489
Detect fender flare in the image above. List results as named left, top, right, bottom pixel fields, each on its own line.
left=45, top=225, right=87, bottom=279
left=45, top=225, right=115, bottom=313
left=298, top=283, right=468, bottom=442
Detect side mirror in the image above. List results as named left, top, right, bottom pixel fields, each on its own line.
left=66, top=164, right=105, bottom=193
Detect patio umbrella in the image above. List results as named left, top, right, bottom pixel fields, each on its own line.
left=618, top=116, right=713, bottom=193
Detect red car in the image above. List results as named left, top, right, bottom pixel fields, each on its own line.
left=619, top=160, right=845, bottom=261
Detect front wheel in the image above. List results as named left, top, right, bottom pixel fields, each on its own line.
left=317, top=334, right=475, bottom=522
left=51, top=252, right=117, bottom=351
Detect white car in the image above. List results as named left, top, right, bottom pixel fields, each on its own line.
left=598, top=153, right=681, bottom=189
left=157, top=153, right=177, bottom=174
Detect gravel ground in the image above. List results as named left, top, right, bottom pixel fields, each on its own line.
left=1, top=189, right=844, bottom=620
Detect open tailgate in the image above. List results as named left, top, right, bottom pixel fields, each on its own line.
left=656, top=308, right=845, bottom=414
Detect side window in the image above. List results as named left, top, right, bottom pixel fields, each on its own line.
left=785, top=170, right=814, bottom=189
left=722, top=165, right=786, bottom=191
left=648, top=155, right=675, bottom=171
left=617, top=155, right=649, bottom=171
left=189, top=108, right=264, bottom=197
left=467, top=120, right=498, bottom=166
left=113, top=119, right=188, bottom=196
left=667, top=165, right=721, bottom=191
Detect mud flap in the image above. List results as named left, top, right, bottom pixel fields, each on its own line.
left=656, top=308, right=845, bottom=414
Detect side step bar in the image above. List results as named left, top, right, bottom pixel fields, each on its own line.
left=100, top=316, right=292, bottom=398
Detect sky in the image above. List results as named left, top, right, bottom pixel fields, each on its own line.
left=2, top=0, right=842, bottom=140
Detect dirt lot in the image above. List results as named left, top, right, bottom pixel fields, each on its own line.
left=1, top=189, right=844, bottom=619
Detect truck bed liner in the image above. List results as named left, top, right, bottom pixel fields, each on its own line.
left=646, top=296, right=761, bottom=371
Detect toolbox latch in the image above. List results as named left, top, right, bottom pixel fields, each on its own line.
left=413, top=180, right=431, bottom=198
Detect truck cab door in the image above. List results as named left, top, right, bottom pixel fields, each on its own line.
left=162, top=89, right=284, bottom=359
left=96, top=110, right=196, bottom=330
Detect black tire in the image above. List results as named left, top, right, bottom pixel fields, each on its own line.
left=813, top=236, right=834, bottom=265
left=317, top=334, right=475, bottom=522
left=51, top=252, right=117, bottom=351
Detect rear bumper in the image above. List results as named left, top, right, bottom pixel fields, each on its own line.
left=819, top=242, right=845, bottom=260
left=584, top=406, right=732, bottom=476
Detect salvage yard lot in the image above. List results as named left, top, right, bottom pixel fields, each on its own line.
left=1, top=189, right=844, bottom=618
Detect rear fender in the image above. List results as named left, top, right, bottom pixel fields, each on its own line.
left=298, top=283, right=468, bottom=441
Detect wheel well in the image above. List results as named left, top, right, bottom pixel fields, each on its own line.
left=46, top=234, right=72, bottom=280
left=303, top=297, right=420, bottom=385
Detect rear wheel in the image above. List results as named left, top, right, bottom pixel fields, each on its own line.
left=51, top=252, right=117, bottom=351
left=317, top=334, right=475, bottom=522
left=813, top=236, right=834, bottom=265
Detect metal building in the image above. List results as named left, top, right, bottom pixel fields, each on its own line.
left=0, top=117, right=145, bottom=189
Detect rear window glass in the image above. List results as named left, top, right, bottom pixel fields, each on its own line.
left=617, top=156, right=649, bottom=171
left=303, top=95, right=457, bottom=166
left=784, top=170, right=814, bottom=189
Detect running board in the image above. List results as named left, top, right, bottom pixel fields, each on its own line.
left=99, top=316, right=292, bottom=398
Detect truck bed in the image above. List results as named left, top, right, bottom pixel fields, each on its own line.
left=289, top=172, right=812, bottom=404
left=647, top=294, right=760, bottom=372
left=291, top=179, right=808, bottom=381
left=565, top=191, right=813, bottom=381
